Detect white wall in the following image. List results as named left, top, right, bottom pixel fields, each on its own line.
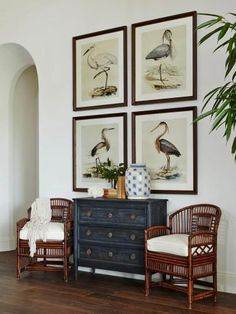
left=0, top=43, right=35, bottom=250
left=0, top=0, right=235, bottom=293
left=12, top=66, right=38, bottom=224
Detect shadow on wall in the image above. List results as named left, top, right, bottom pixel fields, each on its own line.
left=0, top=43, right=39, bottom=251
left=217, top=214, right=231, bottom=292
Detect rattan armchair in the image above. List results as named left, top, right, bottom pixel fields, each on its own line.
left=16, top=198, right=73, bottom=281
left=144, top=204, right=222, bottom=309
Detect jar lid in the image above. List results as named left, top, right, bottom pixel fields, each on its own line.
left=130, top=163, right=146, bottom=167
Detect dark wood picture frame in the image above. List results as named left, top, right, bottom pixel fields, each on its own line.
left=73, top=112, right=127, bottom=192
left=73, top=26, right=127, bottom=111
left=132, top=11, right=197, bottom=105
left=132, top=106, right=197, bottom=194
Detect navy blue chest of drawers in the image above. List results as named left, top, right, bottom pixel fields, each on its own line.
left=73, top=197, right=167, bottom=279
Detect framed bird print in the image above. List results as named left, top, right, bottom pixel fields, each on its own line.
left=73, top=26, right=127, bottom=111
left=132, top=106, right=197, bottom=194
left=131, top=11, right=197, bottom=105
left=73, top=112, right=127, bottom=192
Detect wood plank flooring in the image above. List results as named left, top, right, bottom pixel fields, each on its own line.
left=0, top=251, right=235, bottom=314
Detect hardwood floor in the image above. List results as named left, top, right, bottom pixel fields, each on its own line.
left=0, top=251, right=235, bottom=314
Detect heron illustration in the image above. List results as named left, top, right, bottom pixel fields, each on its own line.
left=83, top=44, right=118, bottom=96
left=145, top=29, right=173, bottom=83
left=91, top=127, right=114, bottom=158
left=150, top=121, right=181, bottom=171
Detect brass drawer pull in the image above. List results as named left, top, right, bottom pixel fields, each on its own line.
left=130, top=253, right=136, bottom=260
left=107, top=212, right=113, bottom=219
left=107, top=232, right=113, bottom=238
left=86, top=248, right=92, bottom=256
left=86, top=229, right=92, bottom=237
left=86, top=210, right=92, bottom=217
left=130, top=213, right=136, bottom=220
left=108, top=251, right=113, bottom=258
left=130, top=233, right=136, bottom=241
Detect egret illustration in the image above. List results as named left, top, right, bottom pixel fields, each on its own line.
left=145, top=29, right=174, bottom=84
left=83, top=44, right=118, bottom=97
left=91, top=127, right=114, bottom=158
left=150, top=121, right=181, bottom=171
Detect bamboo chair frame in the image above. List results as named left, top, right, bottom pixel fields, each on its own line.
left=16, top=198, right=73, bottom=282
left=144, top=203, right=222, bottom=309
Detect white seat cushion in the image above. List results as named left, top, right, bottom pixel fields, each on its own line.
left=147, top=234, right=189, bottom=257
left=19, top=222, right=64, bottom=241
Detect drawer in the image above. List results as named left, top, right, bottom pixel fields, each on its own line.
left=79, top=206, right=146, bottom=226
left=79, top=244, right=143, bottom=266
left=79, top=225, right=144, bottom=245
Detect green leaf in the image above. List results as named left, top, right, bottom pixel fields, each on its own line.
left=232, top=22, right=236, bottom=30
left=225, top=52, right=236, bottom=77
left=202, top=92, right=220, bottom=111
left=215, top=83, right=232, bottom=100
left=202, top=84, right=230, bottom=111
left=224, top=113, right=233, bottom=141
left=218, top=23, right=231, bottom=40
left=194, top=108, right=218, bottom=123
left=211, top=109, right=228, bottom=131
left=213, top=39, right=230, bottom=52
left=232, top=137, right=236, bottom=154
left=197, top=19, right=218, bottom=29
left=203, top=86, right=221, bottom=99
left=227, top=36, right=235, bottom=53
left=215, top=100, right=232, bottom=116
left=199, top=26, right=223, bottom=45
left=198, top=18, right=223, bottom=30
left=198, top=13, right=223, bottom=18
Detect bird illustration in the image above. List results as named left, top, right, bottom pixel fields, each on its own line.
left=150, top=121, right=181, bottom=171
left=145, top=29, right=173, bottom=83
left=83, top=44, right=117, bottom=93
left=91, top=127, right=114, bottom=158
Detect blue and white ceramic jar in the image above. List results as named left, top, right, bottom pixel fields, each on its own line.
left=125, top=164, right=151, bottom=199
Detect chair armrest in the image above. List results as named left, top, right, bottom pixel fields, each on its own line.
left=64, top=219, right=73, bottom=239
left=16, top=218, right=29, bottom=230
left=64, top=219, right=73, bottom=228
left=188, top=231, right=217, bottom=256
left=144, top=226, right=171, bottom=240
left=189, top=231, right=216, bottom=245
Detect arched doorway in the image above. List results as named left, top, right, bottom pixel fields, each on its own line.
left=0, top=43, right=38, bottom=251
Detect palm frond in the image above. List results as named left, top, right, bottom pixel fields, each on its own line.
left=197, top=12, right=236, bottom=159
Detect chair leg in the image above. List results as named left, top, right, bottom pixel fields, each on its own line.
left=63, top=245, right=68, bottom=282
left=64, top=260, right=68, bottom=282
left=169, top=275, right=173, bottom=282
left=43, top=248, right=47, bottom=267
left=16, top=234, right=21, bottom=279
left=145, top=269, right=150, bottom=296
left=16, top=249, right=21, bottom=279
left=213, top=269, right=217, bottom=302
left=188, top=278, right=193, bottom=310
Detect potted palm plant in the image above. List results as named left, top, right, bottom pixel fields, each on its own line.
left=196, top=12, right=236, bottom=160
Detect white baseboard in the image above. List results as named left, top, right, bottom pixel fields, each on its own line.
left=0, top=237, right=16, bottom=252
left=218, top=271, right=236, bottom=293
left=78, top=267, right=236, bottom=294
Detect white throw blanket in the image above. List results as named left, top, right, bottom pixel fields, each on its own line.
left=23, top=198, right=51, bottom=257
